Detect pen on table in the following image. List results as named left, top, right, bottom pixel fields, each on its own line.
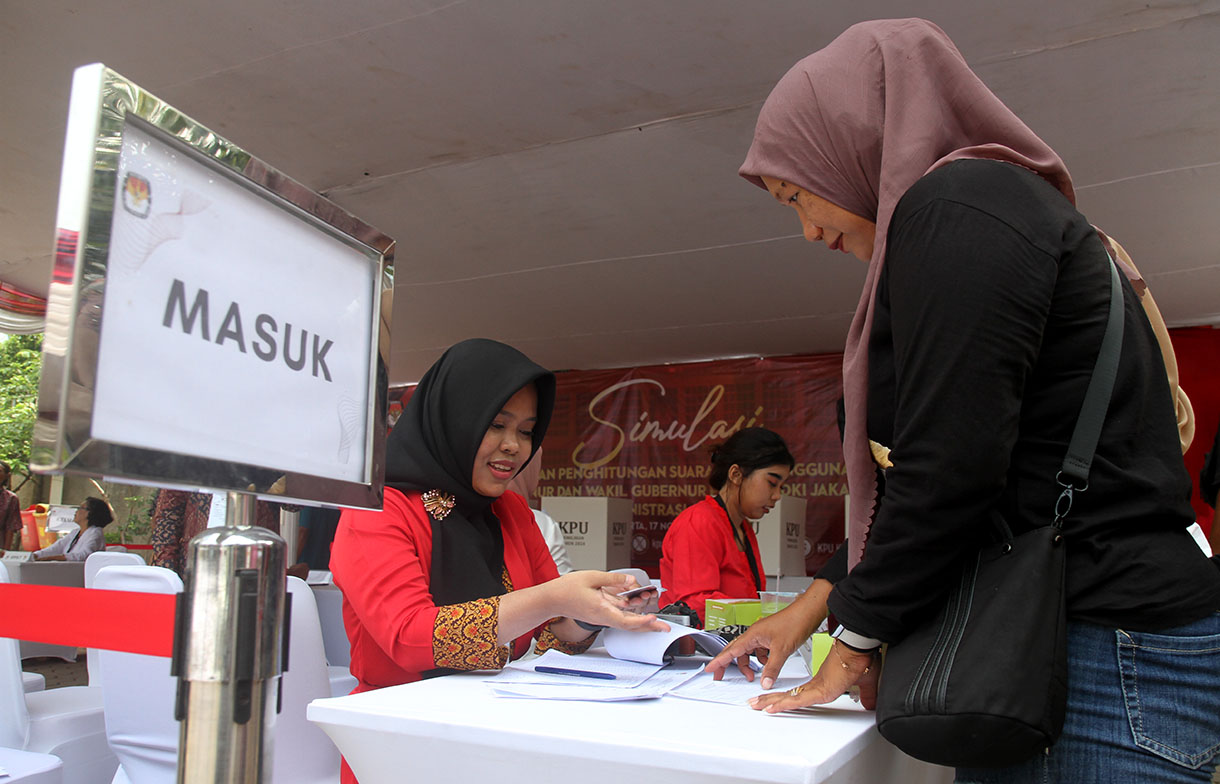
left=534, top=665, right=617, bottom=681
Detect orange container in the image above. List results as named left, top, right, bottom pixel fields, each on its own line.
left=20, top=507, right=39, bottom=551
left=20, top=504, right=53, bottom=551
left=33, top=505, right=54, bottom=549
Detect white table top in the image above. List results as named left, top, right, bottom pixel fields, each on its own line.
left=307, top=666, right=951, bottom=784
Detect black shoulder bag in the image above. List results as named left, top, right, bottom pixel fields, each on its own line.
left=875, top=257, right=1124, bottom=768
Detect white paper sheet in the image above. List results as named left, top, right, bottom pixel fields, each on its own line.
left=486, top=656, right=706, bottom=701
left=498, top=649, right=666, bottom=688
left=669, top=658, right=869, bottom=713
left=603, top=620, right=747, bottom=666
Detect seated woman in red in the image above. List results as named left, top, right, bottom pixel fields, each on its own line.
left=330, top=339, right=663, bottom=718
left=660, top=427, right=794, bottom=626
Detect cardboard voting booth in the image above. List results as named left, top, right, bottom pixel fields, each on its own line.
left=751, top=495, right=806, bottom=578
left=540, top=497, right=632, bottom=572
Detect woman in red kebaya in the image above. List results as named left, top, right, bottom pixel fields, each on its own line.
left=330, top=338, right=663, bottom=784
left=660, top=427, right=794, bottom=626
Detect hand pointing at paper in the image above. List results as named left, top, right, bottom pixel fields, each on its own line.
left=705, top=577, right=832, bottom=688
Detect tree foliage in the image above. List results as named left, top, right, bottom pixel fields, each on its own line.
left=0, top=334, right=43, bottom=479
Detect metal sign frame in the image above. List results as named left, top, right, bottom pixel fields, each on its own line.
left=33, top=63, right=393, bottom=510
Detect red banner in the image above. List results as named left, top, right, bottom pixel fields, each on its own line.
left=536, top=354, right=845, bottom=576
left=388, top=332, right=1220, bottom=573
left=390, top=354, right=846, bottom=576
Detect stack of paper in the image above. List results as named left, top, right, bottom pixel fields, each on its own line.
left=486, top=649, right=702, bottom=701
left=482, top=621, right=771, bottom=702
left=602, top=619, right=744, bottom=665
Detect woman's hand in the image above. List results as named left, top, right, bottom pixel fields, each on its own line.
left=499, top=570, right=668, bottom=644
left=550, top=571, right=669, bottom=639
left=747, top=640, right=879, bottom=713
left=704, top=578, right=831, bottom=689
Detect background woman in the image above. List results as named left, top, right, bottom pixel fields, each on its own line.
left=660, top=427, right=793, bottom=627
left=707, top=19, right=1219, bottom=782
left=330, top=339, right=662, bottom=723
left=34, top=496, right=111, bottom=561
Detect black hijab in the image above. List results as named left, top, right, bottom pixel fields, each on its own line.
left=384, top=338, right=556, bottom=608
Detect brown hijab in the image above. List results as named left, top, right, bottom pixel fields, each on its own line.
left=739, top=18, right=1191, bottom=568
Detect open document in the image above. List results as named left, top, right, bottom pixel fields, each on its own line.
left=602, top=619, right=740, bottom=665
left=484, top=650, right=703, bottom=701
left=481, top=621, right=765, bottom=702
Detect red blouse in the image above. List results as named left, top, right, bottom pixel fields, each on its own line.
left=659, top=496, right=764, bottom=626
left=330, top=487, right=569, bottom=693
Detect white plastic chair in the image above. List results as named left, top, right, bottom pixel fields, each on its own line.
left=83, top=552, right=146, bottom=687
left=93, top=565, right=182, bottom=784
left=0, top=746, right=64, bottom=784
left=0, top=563, right=117, bottom=784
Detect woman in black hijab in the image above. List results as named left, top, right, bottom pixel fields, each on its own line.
left=330, top=339, right=663, bottom=704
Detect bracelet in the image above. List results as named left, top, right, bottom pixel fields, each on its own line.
left=832, top=639, right=872, bottom=676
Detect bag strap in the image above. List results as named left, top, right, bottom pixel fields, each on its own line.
left=1053, top=256, right=1124, bottom=527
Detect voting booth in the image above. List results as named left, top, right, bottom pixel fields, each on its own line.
left=31, top=63, right=394, bottom=784
left=540, top=497, right=632, bottom=571
left=752, top=495, right=806, bottom=578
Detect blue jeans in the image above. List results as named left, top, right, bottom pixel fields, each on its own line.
left=956, top=612, right=1220, bottom=784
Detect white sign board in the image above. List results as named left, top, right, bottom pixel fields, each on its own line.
left=46, top=505, right=79, bottom=532
left=92, top=122, right=373, bottom=484
left=33, top=64, right=394, bottom=509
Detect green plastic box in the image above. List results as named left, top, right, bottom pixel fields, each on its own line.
left=703, top=598, right=762, bottom=630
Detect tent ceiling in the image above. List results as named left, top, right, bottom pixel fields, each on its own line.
left=2, top=1, right=1217, bottom=383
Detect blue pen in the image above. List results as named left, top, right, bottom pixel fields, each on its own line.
left=534, top=665, right=617, bottom=681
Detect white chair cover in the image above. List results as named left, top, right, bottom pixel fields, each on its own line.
left=277, top=578, right=341, bottom=784
left=0, top=563, right=30, bottom=750
left=0, top=746, right=64, bottom=784
left=83, top=553, right=146, bottom=592
left=309, top=586, right=351, bottom=667
left=22, top=672, right=45, bottom=694
left=83, top=553, right=146, bottom=687
left=93, top=566, right=181, bottom=784
left=0, top=563, right=117, bottom=784
left=326, top=666, right=357, bottom=699
left=91, top=571, right=339, bottom=784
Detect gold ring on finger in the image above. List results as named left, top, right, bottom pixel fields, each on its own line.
left=788, top=685, right=804, bottom=697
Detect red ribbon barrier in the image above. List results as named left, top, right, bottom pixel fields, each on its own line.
left=0, top=584, right=176, bottom=657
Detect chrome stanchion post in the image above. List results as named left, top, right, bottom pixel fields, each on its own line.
left=173, top=491, right=287, bottom=784
left=279, top=506, right=300, bottom=569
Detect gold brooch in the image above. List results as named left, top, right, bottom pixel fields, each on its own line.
left=421, top=489, right=456, bottom=521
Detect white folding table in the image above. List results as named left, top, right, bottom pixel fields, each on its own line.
left=308, top=669, right=952, bottom=784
